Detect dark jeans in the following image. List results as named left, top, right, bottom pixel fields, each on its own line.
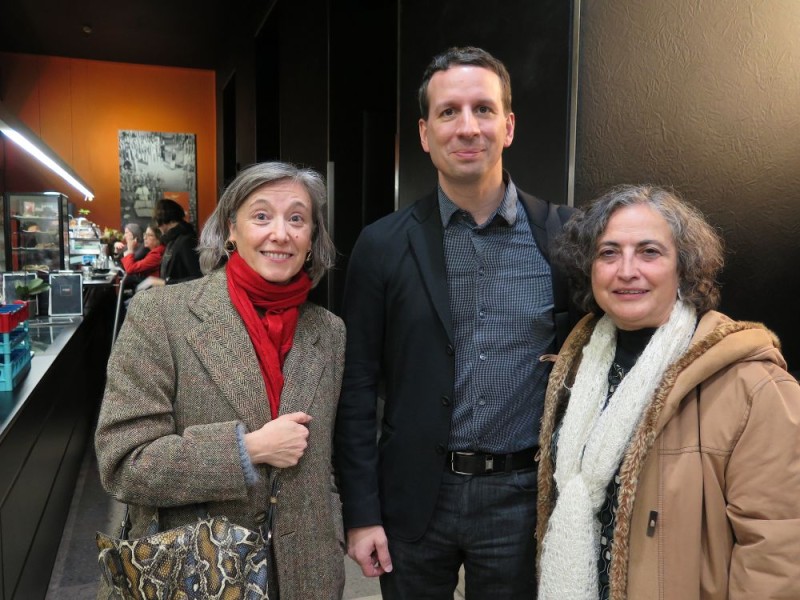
left=380, top=468, right=538, bottom=599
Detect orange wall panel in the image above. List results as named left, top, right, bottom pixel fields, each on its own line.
left=0, top=53, right=216, bottom=232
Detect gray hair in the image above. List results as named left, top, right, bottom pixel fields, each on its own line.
left=554, top=184, right=724, bottom=314
left=197, top=162, right=336, bottom=286
left=418, top=46, right=512, bottom=119
left=124, top=222, right=144, bottom=244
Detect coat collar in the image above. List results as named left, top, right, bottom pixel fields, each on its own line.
left=184, top=269, right=324, bottom=430
left=536, top=310, right=784, bottom=597
left=409, top=191, right=453, bottom=342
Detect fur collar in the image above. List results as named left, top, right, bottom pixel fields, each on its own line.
left=536, top=311, right=783, bottom=599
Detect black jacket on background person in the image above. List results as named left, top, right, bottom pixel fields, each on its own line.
left=159, top=220, right=202, bottom=284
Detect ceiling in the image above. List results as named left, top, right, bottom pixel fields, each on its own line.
left=0, top=0, right=263, bottom=69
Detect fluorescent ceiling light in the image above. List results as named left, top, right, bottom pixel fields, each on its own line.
left=0, top=101, right=95, bottom=200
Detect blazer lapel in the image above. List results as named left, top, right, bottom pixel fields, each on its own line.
left=408, top=192, right=454, bottom=343
left=186, top=272, right=270, bottom=430
left=279, top=306, right=324, bottom=416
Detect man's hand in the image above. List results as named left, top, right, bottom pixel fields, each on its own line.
left=346, top=525, right=393, bottom=577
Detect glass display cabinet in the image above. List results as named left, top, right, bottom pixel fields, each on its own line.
left=2, top=192, right=69, bottom=273
left=68, top=216, right=104, bottom=267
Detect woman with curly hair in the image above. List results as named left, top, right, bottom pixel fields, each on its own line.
left=536, top=185, right=800, bottom=599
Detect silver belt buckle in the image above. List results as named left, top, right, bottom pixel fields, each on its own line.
left=484, top=455, right=494, bottom=473
left=451, top=450, right=475, bottom=475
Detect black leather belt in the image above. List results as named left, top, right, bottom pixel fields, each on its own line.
left=447, top=448, right=538, bottom=475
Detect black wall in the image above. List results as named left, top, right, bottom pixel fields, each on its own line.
left=396, top=0, right=574, bottom=208
left=575, top=0, right=800, bottom=368
left=215, top=0, right=574, bottom=312
left=216, top=0, right=398, bottom=313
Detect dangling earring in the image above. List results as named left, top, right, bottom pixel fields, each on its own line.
left=224, top=239, right=236, bottom=256
left=305, top=249, right=313, bottom=264
left=677, top=286, right=684, bottom=302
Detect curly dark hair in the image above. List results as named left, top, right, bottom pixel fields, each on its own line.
left=554, top=185, right=724, bottom=315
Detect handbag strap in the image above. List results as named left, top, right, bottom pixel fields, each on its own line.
left=118, top=505, right=133, bottom=540
left=117, top=474, right=282, bottom=541
left=116, top=503, right=208, bottom=540
left=263, top=472, right=281, bottom=539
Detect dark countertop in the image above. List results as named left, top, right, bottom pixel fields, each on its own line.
left=0, top=316, right=82, bottom=439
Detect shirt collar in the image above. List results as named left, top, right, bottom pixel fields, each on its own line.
left=438, top=171, right=519, bottom=227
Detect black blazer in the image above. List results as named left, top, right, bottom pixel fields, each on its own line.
left=160, top=220, right=202, bottom=284
left=334, top=188, right=577, bottom=542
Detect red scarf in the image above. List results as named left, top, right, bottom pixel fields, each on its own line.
left=226, top=251, right=311, bottom=419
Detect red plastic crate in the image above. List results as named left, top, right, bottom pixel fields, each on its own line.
left=0, top=303, right=29, bottom=333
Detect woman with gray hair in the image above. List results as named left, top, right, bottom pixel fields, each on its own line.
left=113, top=222, right=147, bottom=261
left=96, top=162, right=346, bottom=599
left=536, top=185, right=800, bottom=599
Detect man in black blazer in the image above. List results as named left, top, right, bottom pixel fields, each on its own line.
left=335, top=46, right=576, bottom=598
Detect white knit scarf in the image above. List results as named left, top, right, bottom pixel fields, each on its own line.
left=539, top=300, right=696, bottom=599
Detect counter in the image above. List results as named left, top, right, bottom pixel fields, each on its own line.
left=0, top=288, right=115, bottom=599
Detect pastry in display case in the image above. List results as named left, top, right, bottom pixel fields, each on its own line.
left=2, top=192, right=70, bottom=273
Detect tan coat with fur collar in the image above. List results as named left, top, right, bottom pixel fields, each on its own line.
left=537, top=310, right=800, bottom=599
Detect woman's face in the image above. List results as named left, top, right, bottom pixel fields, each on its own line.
left=591, top=203, right=680, bottom=330
left=143, top=227, right=159, bottom=250
left=228, top=180, right=313, bottom=284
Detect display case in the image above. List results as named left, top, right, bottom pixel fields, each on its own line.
left=2, top=192, right=69, bottom=273
left=68, top=216, right=104, bottom=267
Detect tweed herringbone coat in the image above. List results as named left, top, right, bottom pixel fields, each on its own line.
left=96, top=268, right=346, bottom=599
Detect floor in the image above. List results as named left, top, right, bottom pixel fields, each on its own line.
left=46, top=443, right=465, bottom=599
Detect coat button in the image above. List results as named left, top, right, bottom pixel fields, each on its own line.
left=254, top=511, right=267, bottom=524
left=441, top=395, right=451, bottom=406
left=436, top=444, right=445, bottom=455
left=446, top=344, right=454, bottom=356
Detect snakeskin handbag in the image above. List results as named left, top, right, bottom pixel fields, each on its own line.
left=96, top=478, right=280, bottom=600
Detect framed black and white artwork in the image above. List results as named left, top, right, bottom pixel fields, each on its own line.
left=118, top=130, right=197, bottom=230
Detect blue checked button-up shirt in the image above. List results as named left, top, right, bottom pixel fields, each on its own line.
left=439, top=179, right=554, bottom=453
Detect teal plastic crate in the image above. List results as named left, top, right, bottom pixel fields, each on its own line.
left=0, top=323, right=30, bottom=354
left=0, top=347, right=32, bottom=391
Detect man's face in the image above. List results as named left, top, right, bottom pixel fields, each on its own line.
left=419, top=65, right=514, bottom=190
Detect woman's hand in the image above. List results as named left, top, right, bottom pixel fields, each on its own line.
left=135, top=277, right=166, bottom=292
left=244, top=412, right=313, bottom=468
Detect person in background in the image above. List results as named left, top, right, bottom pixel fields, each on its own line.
left=536, top=184, right=800, bottom=599
left=335, top=46, right=577, bottom=598
left=120, top=223, right=164, bottom=280
left=136, top=198, right=202, bottom=290
left=113, top=223, right=147, bottom=262
left=96, top=162, right=346, bottom=599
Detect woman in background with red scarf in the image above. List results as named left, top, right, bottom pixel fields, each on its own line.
left=96, top=162, right=345, bottom=599
left=119, top=223, right=165, bottom=280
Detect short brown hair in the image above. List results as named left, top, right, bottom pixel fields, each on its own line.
left=418, top=46, right=512, bottom=119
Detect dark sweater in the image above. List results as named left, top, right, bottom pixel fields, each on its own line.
left=159, top=221, right=202, bottom=284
